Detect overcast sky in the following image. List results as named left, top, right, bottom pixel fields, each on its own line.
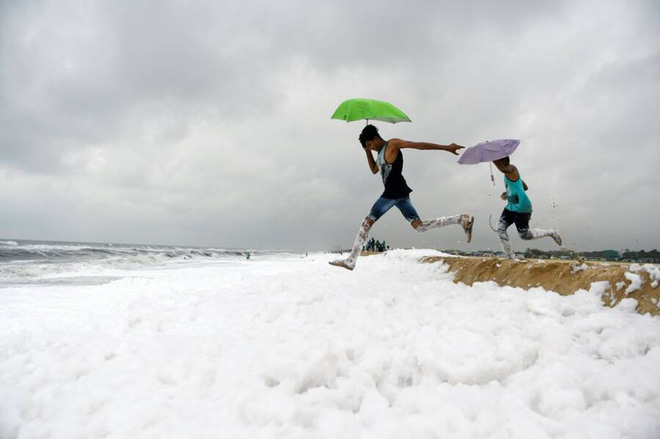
left=1, top=0, right=659, bottom=252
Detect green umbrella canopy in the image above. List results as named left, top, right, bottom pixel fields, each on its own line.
left=331, top=98, right=412, bottom=124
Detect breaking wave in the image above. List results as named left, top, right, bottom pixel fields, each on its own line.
left=0, top=240, right=288, bottom=284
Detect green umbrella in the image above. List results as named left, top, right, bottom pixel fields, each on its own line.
left=331, top=98, right=412, bottom=124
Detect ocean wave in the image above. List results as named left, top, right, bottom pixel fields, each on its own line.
left=0, top=241, right=269, bottom=282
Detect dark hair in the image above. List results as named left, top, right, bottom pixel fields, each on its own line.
left=359, top=124, right=381, bottom=148
left=494, top=156, right=510, bottom=165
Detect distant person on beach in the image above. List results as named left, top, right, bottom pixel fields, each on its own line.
left=493, top=156, right=562, bottom=259
left=330, top=125, right=474, bottom=271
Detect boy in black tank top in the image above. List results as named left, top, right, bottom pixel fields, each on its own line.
left=330, top=125, right=475, bottom=271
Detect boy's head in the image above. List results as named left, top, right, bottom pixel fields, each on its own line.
left=493, top=156, right=510, bottom=172
left=359, top=124, right=382, bottom=149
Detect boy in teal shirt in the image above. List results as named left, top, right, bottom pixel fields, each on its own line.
left=493, top=156, right=562, bottom=259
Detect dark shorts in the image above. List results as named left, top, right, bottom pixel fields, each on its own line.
left=499, top=209, right=532, bottom=233
left=368, top=196, right=421, bottom=223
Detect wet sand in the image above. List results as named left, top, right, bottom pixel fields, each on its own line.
left=418, top=256, right=660, bottom=316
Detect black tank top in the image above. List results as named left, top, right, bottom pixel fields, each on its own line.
left=378, top=142, right=413, bottom=199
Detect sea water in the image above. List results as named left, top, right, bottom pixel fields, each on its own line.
left=0, top=239, right=287, bottom=287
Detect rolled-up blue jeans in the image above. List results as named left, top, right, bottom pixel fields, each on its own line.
left=367, top=195, right=421, bottom=223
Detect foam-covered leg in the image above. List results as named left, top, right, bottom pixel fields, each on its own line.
left=329, top=218, right=373, bottom=270
left=415, top=214, right=463, bottom=233
left=520, top=228, right=562, bottom=246
left=497, top=219, right=516, bottom=259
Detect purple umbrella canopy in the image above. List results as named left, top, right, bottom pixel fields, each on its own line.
left=458, top=139, right=520, bottom=165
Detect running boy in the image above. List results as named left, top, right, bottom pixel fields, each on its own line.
left=492, top=156, right=562, bottom=259
left=330, top=125, right=474, bottom=271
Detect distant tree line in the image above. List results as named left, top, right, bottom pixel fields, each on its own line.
left=621, top=249, right=660, bottom=259
left=524, top=248, right=577, bottom=259
left=523, top=248, right=659, bottom=261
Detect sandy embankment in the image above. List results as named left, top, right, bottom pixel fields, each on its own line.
left=419, top=256, right=660, bottom=316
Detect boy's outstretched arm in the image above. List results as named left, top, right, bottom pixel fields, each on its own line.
left=389, top=139, right=464, bottom=155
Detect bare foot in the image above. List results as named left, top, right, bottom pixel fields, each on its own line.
left=329, top=259, right=355, bottom=271
left=461, top=214, right=475, bottom=243
left=550, top=229, right=562, bottom=246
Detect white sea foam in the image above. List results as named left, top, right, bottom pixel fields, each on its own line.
left=624, top=271, right=644, bottom=294
left=644, top=264, right=660, bottom=289
left=1, top=250, right=659, bottom=438
left=571, top=262, right=589, bottom=274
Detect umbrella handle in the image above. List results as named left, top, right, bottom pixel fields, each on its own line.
left=489, top=162, right=496, bottom=186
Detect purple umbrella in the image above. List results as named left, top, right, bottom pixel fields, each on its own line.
left=458, top=139, right=521, bottom=186
left=458, top=139, right=520, bottom=165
